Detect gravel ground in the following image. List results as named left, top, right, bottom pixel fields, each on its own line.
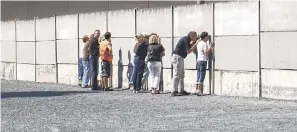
left=1, top=80, right=297, bottom=132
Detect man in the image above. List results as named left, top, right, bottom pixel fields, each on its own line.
left=88, top=30, right=101, bottom=90
left=99, top=32, right=113, bottom=91
left=196, top=32, right=214, bottom=96
left=171, top=31, right=198, bottom=96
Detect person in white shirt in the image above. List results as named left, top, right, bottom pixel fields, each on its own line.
left=196, top=32, right=214, bottom=96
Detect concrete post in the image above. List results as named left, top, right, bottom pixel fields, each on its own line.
left=258, top=0, right=262, bottom=99
left=54, top=15, right=58, bottom=83
left=211, top=3, right=216, bottom=95
left=14, top=18, right=18, bottom=80
left=34, top=17, right=37, bottom=82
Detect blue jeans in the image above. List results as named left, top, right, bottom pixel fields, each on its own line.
left=196, top=61, right=207, bottom=84
left=82, top=59, right=91, bottom=87
left=90, top=55, right=99, bottom=88
left=78, top=58, right=83, bottom=80
left=132, top=56, right=145, bottom=91
left=129, top=56, right=138, bottom=84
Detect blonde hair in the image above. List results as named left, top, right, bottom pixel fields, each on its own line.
left=82, top=35, right=89, bottom=43
left=148, top=35, right=158, bottom=44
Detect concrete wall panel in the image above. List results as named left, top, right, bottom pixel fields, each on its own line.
left=262, top=69, right=297, bottom=100
left=16, top=20, right=35, bottom=41
left=79, top=12, right=106, bottom=38
left=261, top=32, right=297, bottom=69
left=1, top=62, right=15, bottom=80
left=261, top=1, right=297, bottom=31
left=111, top=38, right=135, bottom=65
left=174, top=4, right=213, bottom=37
left=1, top=42, right=16, bottom=62
left=56, top=15, right=78, bottom=39
left=17, top=42, right=35, bottom=64
left=184, top=70, right=210, bottom=94
left=36, top=17, right=55, bottom=41
left=215, top=70, right=259, bottom=97
left=160, top=38, right=172, bottom=68
left=36, top=65, right=56, bottom=83
left=36, top=41, right=55, bottom=64
left=58, top=64, right=77, bottom=85
left=162, top=69, right=172, bottom=92
left=108, top=9, right=135, bottom=37
left=137, top=7, right=172, bottom=37
left=27, top=1, right=68, bottom=19
left=17, top=64, right=34, bottom=81
left=215, top=2, right=258, bottom=35
left=1, top=21, right=15, bottom=41
left=215, top=36, right=258, bottom=71
left=57, top=39, right=78, bottom=64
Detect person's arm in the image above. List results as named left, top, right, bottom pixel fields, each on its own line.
left=187, top=39, right=200, bottom=54
left=161, top=45, right=165, bottom=56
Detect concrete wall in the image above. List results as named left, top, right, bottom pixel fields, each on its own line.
left=1, top=1, right=297, bottom=100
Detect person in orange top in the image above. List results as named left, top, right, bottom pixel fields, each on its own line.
left=99, top=32, right=113, bottom=91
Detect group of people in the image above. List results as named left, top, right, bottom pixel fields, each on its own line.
left=78, top=30, right=214, bottom=96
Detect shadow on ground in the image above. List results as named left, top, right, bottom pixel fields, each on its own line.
left=1, top=91, right=98, bottom=99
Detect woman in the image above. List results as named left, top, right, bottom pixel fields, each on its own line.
left=129, top=34, right=144, bottom=90
left=81, top=35, right=91, bottom=88
left=146, top=35, right=165, bottom=94
left=99, top=32, right=113, bottom=91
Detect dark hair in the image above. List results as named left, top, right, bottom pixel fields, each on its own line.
left=150, top=33, right=158, bottom=36
left=104, top=32, right=111, bottom=39
left=200, top=32, right=208, bottom=39
left=94, top=29, right=100, bottom=33
left=188, top=31, right=197, bottom=36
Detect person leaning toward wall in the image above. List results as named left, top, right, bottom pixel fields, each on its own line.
left=146, top=34, right=165, bottom=94
left=195, top=32, right=214, bottom=96
left=132, top=33, right=148, bottom=93
left=88, top=29, right=101, bottom=91
left=141, top=34, right=151, bottom=91
left=171, top=31, right=198, bottom=97
left=99, top=32, right=113, bottom=91
left=129, top=33, right=144, bottom=90
left=81, top=35, right=91, bottom=88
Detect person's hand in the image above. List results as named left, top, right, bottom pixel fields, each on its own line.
left=209, top=41, right=215, bottom=48
left=190, top=40, right=196, bottom=45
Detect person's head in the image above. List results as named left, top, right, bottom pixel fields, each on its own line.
left=188, top=31, right=197, bottom=41
left=104, top=32, right=111, bottom=40
left=82, top=35, right=89, bottom=43
left=93, top=30, right=100, bottom=39
left=135, top=33, right=144, bottom=44
left=143, top=34, right=150, bottom=43
left=148, top=35, right=158, bottom=44
left=200, top=32, right=209, bottom=42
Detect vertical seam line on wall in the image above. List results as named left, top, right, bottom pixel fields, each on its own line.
left=171, top=6, right=174, bottom=79
left=15, top=18, right=18, bottom=80
left=54, top=15, right=58, bottom=83
left=258, top=0, right=262, bottom=99
left=34, top=17, right=37, bottom=82
left=211, top=3, right=215, bottom=95
left=77, top=13, right=80, bottom=77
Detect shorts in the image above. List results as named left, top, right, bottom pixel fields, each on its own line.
left=101, top=60, right=111, bottom=77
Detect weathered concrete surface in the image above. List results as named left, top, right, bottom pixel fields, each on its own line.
left=137, top=7, right=172, bottom=37
left=16, top=20, right=35, bottom=41
left=215, top=36, right=258, bottom=71
left=56, top=15, right=78, bottom=40
left=58, top=64, right=78, bottom=85
left=215, top=2, right=258, bottom=35
left=36, top=17, right=55, bottom=41
left=260, top=1, right=297, bottom=31
left=79, top=12, right=106, bottom=38
left=36, top=65, right=56, bottom=83
left=108, top=9, right=134, bottom=37
left=111, top=38, right=135, bottom=66
left=261, top=32, right=297, bottom=70
left=0, top=62, right=15, bottom=80
left=17, top=42, right=35, bottom=64
left=17, top=64, right=35, bottom=81
left=214, top=70, right=259, bottom=98
left=36, top=41, right=55, bottom=64
left=1, top=21, right=15, bottom=41
left=1, top=41, right=16, bottom=62
left=57, top=39, right=78, bottom=64
left=160, top=38, right=172, bottom=68
left=262, top=69, right=297, bottom=100
left=174, top=4, right=213, bottom=37
left=2, top=80, right=297, bottom=132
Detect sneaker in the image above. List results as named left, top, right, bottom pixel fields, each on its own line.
left=171, top=91, right=179, bottom=97
left=103, top=88, right=114, bottom=91
left=78, top=79, right=82, bottom=86
left=180, top=91, right=190, bottom=96
left=91, top=86, right=102, bottom=91
left=82, top=84, right=89, bottom=88
left=133, top=90, right=139, bottom=94
left=196, top=90, right=203, bottom=96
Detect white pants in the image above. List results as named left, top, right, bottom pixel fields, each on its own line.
left=147, top=61, right=162, bottom=90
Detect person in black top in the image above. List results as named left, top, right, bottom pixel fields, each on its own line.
left=132, top=34, right=149, bottom=93
left=171, top=31, right=198, bottom=96
left=146, top=35, right=165, bottom=94
left=88, top=29, right=101, bottom=90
